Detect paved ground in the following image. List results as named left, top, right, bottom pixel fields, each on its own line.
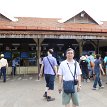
left=0, top=75, right=107, bottom=107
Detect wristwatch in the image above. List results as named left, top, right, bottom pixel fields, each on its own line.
left=79, top=85, right=81, bottom=87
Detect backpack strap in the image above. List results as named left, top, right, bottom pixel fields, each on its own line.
left=47, top=57, right=56, bottom=75
left=67, top=60, right=77, bottom=80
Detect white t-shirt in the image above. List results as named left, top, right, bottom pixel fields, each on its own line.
left=0, top=58, right=8, bottom=67
left=58, top=59, right=82, bottom=81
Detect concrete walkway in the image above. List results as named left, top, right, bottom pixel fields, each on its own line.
left=0, top=75, right=107, bottom=107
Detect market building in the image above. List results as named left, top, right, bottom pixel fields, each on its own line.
left=0, top=10, right=107, bottom=76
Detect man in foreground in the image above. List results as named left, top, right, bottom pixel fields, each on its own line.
left=58, top=48, right=82, bottom=107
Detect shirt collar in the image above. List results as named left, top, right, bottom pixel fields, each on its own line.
left=48, top=54, right=52, bottom=57
left=66, top=59, right=75, bottom=64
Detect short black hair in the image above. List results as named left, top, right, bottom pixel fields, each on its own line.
left=89, top=52, right=93, bottom=55
left=96, top=54, right=101, bottom=59
left=48, top=49, right=53, bottom=54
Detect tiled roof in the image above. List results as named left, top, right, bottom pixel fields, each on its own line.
left=0, top=16, right=107, bottom=33
left=14, top=17, right=61, bottom=27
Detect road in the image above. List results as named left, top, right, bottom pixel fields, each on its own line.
left=0, top=75, right=107, bottom=107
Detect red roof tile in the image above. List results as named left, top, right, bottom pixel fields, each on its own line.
left=0, top=17, right=107, bottom=33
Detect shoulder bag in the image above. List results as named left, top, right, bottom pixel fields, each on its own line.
left=63, top=60, right=78, bottom=94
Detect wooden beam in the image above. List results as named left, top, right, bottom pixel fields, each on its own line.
left=0, top=30, right=107, bottom=39
left=33, top=38, right=44, bottom=80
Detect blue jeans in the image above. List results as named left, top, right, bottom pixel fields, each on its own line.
left=12, top=66, right=16, bottom=75
left=93, top=72, right=102, bottom=88
left=1, top=67, right=6, bottom=82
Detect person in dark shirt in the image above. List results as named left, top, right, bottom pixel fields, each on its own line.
left=80, top=56, right=90, bottom=82
left=11, top=57, right=19, bottom=76
left=92, top=54, right=105, bottom=90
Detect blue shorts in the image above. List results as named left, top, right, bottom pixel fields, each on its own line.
left=44, top=74, right=55, bottom=90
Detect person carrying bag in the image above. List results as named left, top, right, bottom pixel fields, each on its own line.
left=47, top=57, right=56, bottom=75
left=63, top=61, right=77, bottom=94
left=39, top=49, right=58, bottom=101
left=58, top=48, right=82, bottom=107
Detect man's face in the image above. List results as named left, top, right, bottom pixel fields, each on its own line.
left=66, top=50, right=74, bottom=59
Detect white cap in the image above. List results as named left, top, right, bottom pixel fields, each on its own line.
left=80, top=56, right=86, bottom=60
left=1, top=54, right=4, bottom=57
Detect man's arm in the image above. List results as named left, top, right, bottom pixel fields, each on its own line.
left=76, top=62, right=82, bottom=90
left=58, top=75, right=63, bottom=93
left=99, top=64, right=105, bottom=75
left=77, top=75, right=82, bottom=91
left=39, top=64, right=44, bottom=77
left=78, top=75, right=82, bottom=86
left=53, top=65, right=58, bottom=75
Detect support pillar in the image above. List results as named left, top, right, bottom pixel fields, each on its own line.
left=96, top=40, right=99, bottom=54
left=79, top=42, right=83, bottom=56
left=76, top=39, right=83, bottom=57
left=33, top=38, right=44, bottom=80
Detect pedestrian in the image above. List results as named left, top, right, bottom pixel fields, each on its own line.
left=92, top=54, right=105, bottom=90
left=104, top=52, right=107, bottom=84
left=89, top=52, right=95, bottom=77
left=39, top=49, right=58, bottom=101
left=58, top=48, right=82, bottom=107
left=89, top=52, right=95, bottom=62
left=80, top=56, right=90, bottom=82
left=85, top=54, right=93, bottom=79
left=0, top=54, right=8, bottom=82
left=11, top=57, right=19, bottom=76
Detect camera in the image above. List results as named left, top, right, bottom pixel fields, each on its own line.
left=74, top=80, right=78, bottom=85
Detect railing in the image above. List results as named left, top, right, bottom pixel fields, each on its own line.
left=6, top=66, right=38, bottom=75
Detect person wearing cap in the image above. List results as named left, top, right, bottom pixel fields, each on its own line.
left=39, top=49, right=58, bottom=101
left=80, top=56, right=90, bottom=82
left=0, top=54, right=8, bottom=82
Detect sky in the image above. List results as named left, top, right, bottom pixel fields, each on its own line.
left=0, top=0, right=107, bottom=23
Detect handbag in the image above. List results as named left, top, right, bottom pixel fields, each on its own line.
left=63, top=80, right=75, bottom=94
left=63, top=60, right=78, bottom=94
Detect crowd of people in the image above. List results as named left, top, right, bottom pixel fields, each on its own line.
left=39, top=48, right=107, bottom=107
left=79, top=53, right=106, bottom=90
left=79, top=52, right=107, bottom=85
left=0, top=48, right=107, bottom=107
